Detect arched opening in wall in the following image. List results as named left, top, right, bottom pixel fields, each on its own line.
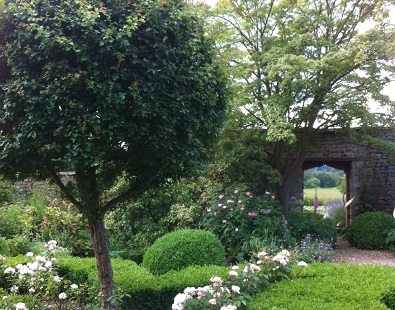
left=303, top=161, right=351, bottom=225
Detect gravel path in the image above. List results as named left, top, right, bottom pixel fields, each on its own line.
left=334, top=239, right=395, bottom=267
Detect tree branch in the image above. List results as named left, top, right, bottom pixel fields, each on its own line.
left=103, top=164, right=168, bottom=212
left=45, top=164, right=84, bottom=211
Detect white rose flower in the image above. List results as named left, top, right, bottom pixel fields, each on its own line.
left=210, top=276, right=222, bottom=288
left=44, top=261, right=53, bottom=268
left=47, top=240, right=57, bottom=251
left=26, top=252, right=34, bottom=257
left=53, top=276, right=62, bottom=282
left=15, top=302, right=27, bottom=310
left=4, top=267, right=16, bottom=275
left=280, top=249, right=290, bottom=257
left=70, top=284, right=79, bottom=289
left=27, top=262, right=38, bottom=271
left=228, top=270, right=238, bottom=277
left=231, top=285, right=241, bottom=294
left=220, top=306, right=237, bottom=310
left=257, top=251, right=268, bottom=259
left=19, top=265, right=32, bottom=275
left=28, top=288, right=35, bottom=294
left=298, top=261, right=308, bottom=267
left=208, top=298, right=216, bottom=305
left=35, top=256, right=46, bottom=263
left=250, top=264, right=261, bottom=273
left=58, top=292, right=67, bottom=300
left=10, top=285, right=19, bottom=294
left=231, top=265, right=239, bottom=270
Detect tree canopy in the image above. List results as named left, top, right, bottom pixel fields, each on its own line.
left=210, top=0, right=395, bottom=211
left=0, top=0, right=227, bottom=308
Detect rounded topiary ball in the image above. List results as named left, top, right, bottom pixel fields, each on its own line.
left=348, top=211, right=395, bottom=250
left=142, top=229, right=225, bottom=275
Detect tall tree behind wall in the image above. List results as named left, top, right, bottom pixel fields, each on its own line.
left=210, top=0, right=395, bottom=214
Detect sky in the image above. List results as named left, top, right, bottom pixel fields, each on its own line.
left=202, top=0, right=395, bottom=105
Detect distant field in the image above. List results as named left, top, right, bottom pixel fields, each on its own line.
left=304, top=187, right=343, bottom=206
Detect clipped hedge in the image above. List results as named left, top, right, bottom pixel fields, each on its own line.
left=288, top=211, right=336, bottom=242
left=56, top=256, right=228, bottom=310
left=143, top=229, right=225, bottom=275
left=382, top=286, right=395, bottom=310
left=348, top=211, right=395, bottom=249
left=248, top=263, right=395, bottom=309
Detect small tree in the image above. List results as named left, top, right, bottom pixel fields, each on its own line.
left=0, top=0, right=226, bottom=308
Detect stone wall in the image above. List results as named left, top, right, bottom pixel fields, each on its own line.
left=290, top=128, right=395, bottom=215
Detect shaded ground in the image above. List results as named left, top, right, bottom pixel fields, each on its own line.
left=334, top=239, right=395, bottom=267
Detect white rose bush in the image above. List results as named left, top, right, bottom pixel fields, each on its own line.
left=172, top=248, right=298, bottom=309
left=0, top=241, right=86, bottom=310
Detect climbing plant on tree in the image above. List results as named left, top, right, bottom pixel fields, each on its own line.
left=0, top=0, right=227, bottom=308
left=210, top=0, right=395, bottom=214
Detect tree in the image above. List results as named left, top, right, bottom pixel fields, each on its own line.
left=211, top=0, right=395, bottom=214
left=0, top=0, right=227, bottom=308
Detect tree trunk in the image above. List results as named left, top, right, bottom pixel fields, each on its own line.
left=88, top=217, right=118, bottom=310
left=278, top=182, right=291, bottom=217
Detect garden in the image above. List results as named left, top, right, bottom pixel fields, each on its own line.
left=0, top=0, right=394, bottom=309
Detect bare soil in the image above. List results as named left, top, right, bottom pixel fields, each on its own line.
left=334, top=239, right=395, bottom=267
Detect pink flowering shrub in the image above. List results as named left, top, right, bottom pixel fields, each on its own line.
left=172, top=249, right=294, bottom=310
left=202, top=190, right=286, bottom=259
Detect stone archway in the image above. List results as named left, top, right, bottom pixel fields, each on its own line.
left=289, top=128, right=395, bottom=225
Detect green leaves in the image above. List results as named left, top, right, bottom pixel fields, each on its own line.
left=0, top=0, right=227, bottom=201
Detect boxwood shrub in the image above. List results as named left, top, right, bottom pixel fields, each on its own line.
left=382, top=286, right=395, bottom=310
left=348, top=211, right=395, bottom=249
left=142, top=229, right=225, bottom=275
left=56, top=256, right=228, bottom=310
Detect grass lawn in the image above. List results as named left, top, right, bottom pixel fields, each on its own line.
left=304, top=187, right=343, bottom=205
left=248, top=263, right=395, bottom=310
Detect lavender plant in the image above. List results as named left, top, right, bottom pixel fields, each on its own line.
left=295, top=234, right=335, bottom=263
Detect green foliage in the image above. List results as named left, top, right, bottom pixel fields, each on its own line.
left=210, top=0, right=395, bottom=207
left=386, top=229, right=395, bottom=253
left=35, top=201, right=93, bottom=257
left=106, top=177, right=224, bottom=263
left=210, top=126, right=279, bottom=192
left=56, top=256, right=229, bottom=310
left=348, top=211, right=395, bottom=250
left=0, top=204, right=26, bottom=239
left=0, top=179, right=12, bottom=205
left=202, top=189, right=288, bottom=260
left=288, top=211, right=336, bottom=243
left=5, top=236, right=31, bottom=257
left=381, top=286, right=395, bottom=310
left=0, top=237, right=8, bottom=255
left=314, top=172, right=341, bottom=188
left=304, top=177, right=320, bottom=189
left=0, top=0, right=226, bottom=193
left=143, top=229, right=225, bottom=275
left=249, top=264, right=395, bottom=309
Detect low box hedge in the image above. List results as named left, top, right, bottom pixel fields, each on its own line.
left=2, top=255, right=228, bottom=309
left=248, top=263, right=395, bottom=309
left=56, top=256, right=228, bottom=310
